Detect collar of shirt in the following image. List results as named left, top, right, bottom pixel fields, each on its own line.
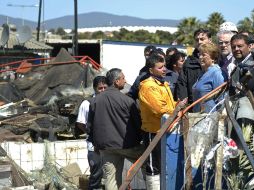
left=240, top=53, right=252, bottom=65
left=151, top=75, right=165, bottom=84
left=226, top=53, right=233, bottom=61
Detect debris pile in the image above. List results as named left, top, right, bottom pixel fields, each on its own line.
left=0, top=48, right=104, bottom=189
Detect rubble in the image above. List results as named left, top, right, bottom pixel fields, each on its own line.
left=0, top=48, right=102, bottom=189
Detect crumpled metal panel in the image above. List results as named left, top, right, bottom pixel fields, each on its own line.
left=236, top=96, right=254, bottom=121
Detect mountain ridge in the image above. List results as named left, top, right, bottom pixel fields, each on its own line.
left=0, top=12, right=180, bottom=30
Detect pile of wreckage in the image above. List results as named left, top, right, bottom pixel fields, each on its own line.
left=0, top=48, right=105, bottom=189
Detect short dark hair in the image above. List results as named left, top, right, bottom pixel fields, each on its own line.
left=248, top=34, right=254, bottom=44
left=155, top=48, right=166, bottom=57
left=146, top=54, right=165, bottom=69
left=166, top=47, right=178, bottom=56
left=166, top=52, right=186, bottom=70
left=148, top=48, right=166, bottom=58
left=144, top=45, right=156, bottom=54
left=231, top=33, right=250, bottom=45
left=194, top=28, right=211, bottom=38
left=239, top=30, right=251, bottom=36
left=106, top=68, right=122, bottom=86
left=93, top=76, right=106, bottom=89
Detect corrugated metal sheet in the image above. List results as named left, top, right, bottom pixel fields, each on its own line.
left=0, top=27, right=53, bottom=50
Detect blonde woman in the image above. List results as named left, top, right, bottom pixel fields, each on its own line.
left=192, top=43, right=227, bottom=113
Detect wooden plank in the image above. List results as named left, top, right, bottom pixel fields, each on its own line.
left=122, top=159, right=146, bottom=189
left=215, top=114, right=226, bottom=189
left=182, top=115, right=192, bottom=190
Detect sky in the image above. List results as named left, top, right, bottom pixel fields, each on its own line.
left=0, top=0, right=254, bottom=25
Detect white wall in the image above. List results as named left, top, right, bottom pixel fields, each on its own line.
left=101, top=42, right=186, bottom=84
left=101, top=43, right=146, bottom=84
left=2, top=140, right=90, bottom=175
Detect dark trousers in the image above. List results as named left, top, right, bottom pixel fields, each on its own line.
left=87, top=150, right=103, bottom=190
left=143, top=132, right=161, bottom=176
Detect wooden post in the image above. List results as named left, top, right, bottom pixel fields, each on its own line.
left=215, top=114, right=226, bottom=189
left=182, top=114, right=193, bottom=190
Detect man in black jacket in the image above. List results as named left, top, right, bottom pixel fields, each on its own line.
left=88, top=68, right=143, bottom=190
left=175, top=29, right=212, bottom=107
left=230, top=33, right=254, bottom=94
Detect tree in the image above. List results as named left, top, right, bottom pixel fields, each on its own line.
left=55, top=27, right=66, bottom=35
left=79, top=32, right=92, bottom=39
left=206, top=12, right=225, bottom=37
left=238, top=17, right=253, bottom=33
left=48, top=28, right=55, bottom=34
left=133, top=30, right=151, bottom=42
left=238, top=9, right=254, bottom=33
left=154, top=30, right=173, bottom=44
left=117, top=28, right=131, bottom=40
left=91, top=31, right=105, bottom=39
left=175, top=17, right=201, bottom=46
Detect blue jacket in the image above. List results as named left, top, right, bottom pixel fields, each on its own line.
left=192, top=64, right=227, bottom=113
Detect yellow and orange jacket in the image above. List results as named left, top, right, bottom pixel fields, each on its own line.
left=139, top=77, right=176, bottom=133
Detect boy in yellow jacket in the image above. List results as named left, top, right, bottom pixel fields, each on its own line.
left=139, top=53, right=187, bottom=190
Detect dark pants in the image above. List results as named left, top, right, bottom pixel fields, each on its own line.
left=143, top=132, right=161, bottom=176
left=87, top=150, right=103, bottom=190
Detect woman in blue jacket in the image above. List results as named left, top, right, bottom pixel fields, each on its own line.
left=192, top=43, right=228, bottom=113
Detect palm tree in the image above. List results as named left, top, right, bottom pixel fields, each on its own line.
left=206, top=12, right=225, bottom=37
left=238, top=17, right=253, bottom=33
left=175, top=17, right=202, bottom=46
left=237, top=9, right=254, bottom=33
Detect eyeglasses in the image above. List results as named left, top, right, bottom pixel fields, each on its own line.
left=218, top=41, right=230, bottom=46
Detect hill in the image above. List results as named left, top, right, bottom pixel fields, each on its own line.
left=0, top=12, right=180, bottom=30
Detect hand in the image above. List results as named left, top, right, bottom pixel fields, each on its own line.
left=175, top=98, right=188, bottom=114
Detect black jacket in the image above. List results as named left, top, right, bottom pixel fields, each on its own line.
left=175, top=49, right=203, bottom=104
left=230, top=52, right=254, bottom=95
left=127, top=72, right=149, bottom=100
left=165, top=69, right=178, bottom=97
left=87, top=87, right=142, bottom=150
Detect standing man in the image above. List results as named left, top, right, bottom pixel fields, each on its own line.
left=127, top=45, right=156, bottom=100
left=217, top=30, right=235, bottom=77
left=230, top=33, right=254, bottom=94
left=76, top=76, right=107, bottom=190
left=88, top=68, right=143, bottom=190
left=175, top=29, right=212, bottom=106
left=229, top=33, right=254, bottom=187
left=139, top=54, right=187, bottom=190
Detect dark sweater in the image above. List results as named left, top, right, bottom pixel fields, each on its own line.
left=88, top=87, right=142, bottom=150
left=175, top=49, right=203, bottom=104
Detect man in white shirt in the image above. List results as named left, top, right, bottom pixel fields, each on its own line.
left=217, top=30, right=235, bottom=78
left=76, top=76, right=107, bottom=190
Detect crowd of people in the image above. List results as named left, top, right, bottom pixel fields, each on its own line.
left=76, top=21, right=254, bottom=190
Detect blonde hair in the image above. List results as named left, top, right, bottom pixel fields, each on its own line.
left=199, top=43, right=219, bottom=61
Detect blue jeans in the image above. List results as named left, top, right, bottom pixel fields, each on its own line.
left=87, top=150, right=103, bottom=190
